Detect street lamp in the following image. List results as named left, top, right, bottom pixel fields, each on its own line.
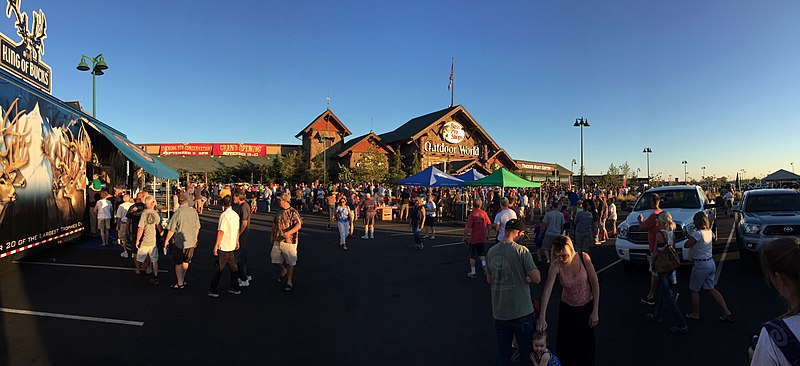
left=643, top=147, right=652, bottom=184
left=682, top=160, right=688, bottom=183
left=701, top=166, right=706, bottom=180
left=570, top=159, right=577, bottom=186
left=573, top=117, right=590, bottom=188
left=76, top=54, right=109, bottom=118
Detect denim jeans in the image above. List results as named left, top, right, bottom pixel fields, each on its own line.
left=236, top=240, right=250, bottom=281
left=495, top=312, right=535, bottom=366
left=411, top=224, right=422, bottom=245
left=652, top=273, right=686, bottom=328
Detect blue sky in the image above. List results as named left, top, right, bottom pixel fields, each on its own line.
left=4, top=0, right=798, bottom=181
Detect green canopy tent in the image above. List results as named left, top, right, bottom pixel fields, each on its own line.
left=464, top=168, right=541, bottom=188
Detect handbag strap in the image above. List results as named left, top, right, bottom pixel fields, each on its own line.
left=763, top=319, right=800, bottom=364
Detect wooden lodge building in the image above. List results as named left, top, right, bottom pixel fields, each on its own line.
left=139, top=105, right=571, bottom=183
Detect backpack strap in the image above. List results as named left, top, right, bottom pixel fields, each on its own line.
left=763, top=319, right=800, bottom=364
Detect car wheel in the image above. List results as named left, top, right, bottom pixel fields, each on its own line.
left=623, top=260, right=637, bottom=272
left=738, top=235, right=758, bottom=270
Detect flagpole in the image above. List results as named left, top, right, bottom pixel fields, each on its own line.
left=450, top=57, right=455, bottom=107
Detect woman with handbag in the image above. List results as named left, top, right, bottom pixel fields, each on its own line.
left=537, top=236, right=600, bottom=366
left=646, top=212, right=688, bottom=334
left=683, top=212, right=734, bottom=322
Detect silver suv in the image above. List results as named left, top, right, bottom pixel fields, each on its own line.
left=735, top=189, right=800, bottom=268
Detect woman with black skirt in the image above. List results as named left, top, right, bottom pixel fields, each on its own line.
left=537, top=236, right=600, bottom=366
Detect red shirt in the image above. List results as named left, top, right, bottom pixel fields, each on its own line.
left=465, top=208, right=491, bottom=245
left=640, top=208, right=663, bottom=253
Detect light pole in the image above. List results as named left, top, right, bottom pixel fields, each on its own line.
left=573, top=117, right=590, bottom=188
left=792, top=162, right=795, bottom=173
left=643, top=147, right=652, bottom=185
left=682, top=160, right=688, bottom=183
left=570, top=159, right=577, bottom=186
left=701, top=166, right=706, bottom=180
left=76, top=54, right=109, bottom=118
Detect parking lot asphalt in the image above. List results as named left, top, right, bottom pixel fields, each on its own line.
left=0, top=207, right=785, bottom=366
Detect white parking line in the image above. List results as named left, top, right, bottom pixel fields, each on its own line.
left=0, top=307, right=144, bottom=327
left=714, top=219, right=736, bottom=285
left=14, top=261, right=168, bottom=273
left=389, top=228, right=462, bottom=237
left=596, top=259, right=622, bottom=274
left=432, top=242, right=465, bottom=248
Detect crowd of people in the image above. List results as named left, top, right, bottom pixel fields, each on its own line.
left=82, top=175, right=798, bottom=365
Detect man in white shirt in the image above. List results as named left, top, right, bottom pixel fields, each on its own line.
left=493, top=198, right=518, bottom=242
left=424, top=194, right=437, bottom=239
left=608, top=197, right=618, bottom=237
left=208, top=196, right=241, bottom=298
left=115, top=194, right=134, bottom=258
left=96, top=191, right=113, bottom=246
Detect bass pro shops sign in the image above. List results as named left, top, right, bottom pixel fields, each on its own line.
left=0, top=0, right=52, bottom=93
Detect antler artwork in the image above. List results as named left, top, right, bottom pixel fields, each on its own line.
left=43, top=121, right=91, bottom=222
left=0, top=98, right=31, bottom=222
left=5, top=0, right=47, bottom=61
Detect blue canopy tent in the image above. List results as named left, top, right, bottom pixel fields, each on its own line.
left=456, top=168, right=486, bottom=182
left=398, top=166, right=464, bottom=187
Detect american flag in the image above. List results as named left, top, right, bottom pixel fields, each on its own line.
left=448, top=59, right=454, bottom=91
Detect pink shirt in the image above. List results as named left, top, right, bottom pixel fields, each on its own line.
left=559, top=256, right=593, bottom=307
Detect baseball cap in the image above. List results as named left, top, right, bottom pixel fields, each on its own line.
left=505, top=219, right=525, bottom=232
left=278, top=193, right=291, bottom=202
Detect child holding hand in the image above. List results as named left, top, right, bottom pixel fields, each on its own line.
left=530, top=331, right=561, bottom=366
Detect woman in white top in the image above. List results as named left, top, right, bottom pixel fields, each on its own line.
left=750, top=237, right=800, bottom=365
left=683, top=212, right=733, bottom=322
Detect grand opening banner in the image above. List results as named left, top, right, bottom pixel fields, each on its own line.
left=212, top=144, right=266, bottom=157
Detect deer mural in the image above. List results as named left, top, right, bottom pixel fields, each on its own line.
left=5, top=0, right=47, bottom=61
left=43, top=122, right=91, bottom=222
left=0, top=98, right=30, bottom=223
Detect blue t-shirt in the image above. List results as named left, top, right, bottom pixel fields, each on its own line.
left=569, top=192, right=579, bottom=206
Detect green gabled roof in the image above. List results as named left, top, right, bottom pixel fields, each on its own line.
left=379, top=105, right=459, bottom=145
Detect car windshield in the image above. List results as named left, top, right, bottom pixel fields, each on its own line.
left=744, top=194, right=800, bottom=212
left=634, top=190, right=701, bottom=211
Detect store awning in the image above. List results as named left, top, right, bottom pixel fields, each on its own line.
left=84, top=120, right=180, bottom=180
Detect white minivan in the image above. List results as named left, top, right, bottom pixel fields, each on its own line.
left=615, top=185, right=718, bottom=270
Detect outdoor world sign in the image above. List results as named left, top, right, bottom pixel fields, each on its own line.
left=0, top=0, right=52, bottom=93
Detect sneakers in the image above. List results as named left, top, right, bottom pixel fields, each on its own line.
left=208, top=291, right=219, bottom=298
left=422, top=235, right=429, bottom=239
left=228, top=289, right=242, bottom=295
left=369, top=233, right=374, bottom=239
left=641, top=297, right=656, bottom=306
left=247, top=275, right=252, bottom=282
left=361, top=234, right=369, bottom=239
left=467, top=272, right=477, bottom=279
left=429, top=236, right=436, bottom=240
left=120, top=251, right=129, bottom=258
left=149, top=277, right=160, bottom=285
left=238, top=279, right=250, bottom=287
left=415, top=244, right=424, bottom=250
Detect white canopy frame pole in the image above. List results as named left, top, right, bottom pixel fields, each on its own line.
left=166, top=179, right=170, bottom=219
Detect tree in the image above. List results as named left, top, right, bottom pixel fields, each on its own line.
left=387, top=148, right=406, bottom=185
left=408, top=151, right=422, bottom=175
left=619, top=161, right=635, bottom=180
left=599, top=163, right=621, bottom=187
left=208, top=166, right=233, bottom=183
left=352, top=146, right=388, bottom=184
left=309, top=154, right=329, bottom=184
left=337, top=163, right=353, bottom=183
left=282, top=150, right=309, bottom=184
left=268, top=154, right=284, bottom=183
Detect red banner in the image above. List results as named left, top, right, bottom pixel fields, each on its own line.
left=159, top=143, right=213, bottom=156
left=212, top=143, right=266, bottom=157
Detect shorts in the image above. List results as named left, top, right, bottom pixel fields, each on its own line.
left=98, top=218, right=111, bottom=229
left=542, top=234, right=560, bottom=251
left=574, top=231, right=593, bottom=252
left=171, top=244, right=195, bottom=264
left=271, top=240, right=298, bottom=266
left=364, top=212, right=376, bottom=225
left=136, top=244, right=159, bottom=263
left=468, top=243, right=486, bottom=257
left=118, top=222, right=129, bottom=244
left=426, top=216, right=436, bottom=227
left=689, top=260, right=716, bottom=292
